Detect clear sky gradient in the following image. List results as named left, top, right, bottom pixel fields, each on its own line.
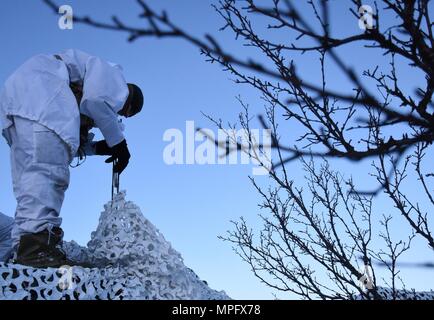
left=0, top=0, right=433, bottom=299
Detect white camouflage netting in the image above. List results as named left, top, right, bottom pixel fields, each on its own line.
left=354, top=287, right=434, bottom=300
left=0, top=191, right=230, bottom=300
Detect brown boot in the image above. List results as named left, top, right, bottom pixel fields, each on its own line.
left=15, top=227, right=77, bottom=268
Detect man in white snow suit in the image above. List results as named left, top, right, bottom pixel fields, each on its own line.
left=0, top=49, right=143, bottom=267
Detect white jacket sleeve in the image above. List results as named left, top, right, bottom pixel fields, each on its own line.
left=79, top=56, right=129, bottom=147
left=80, top=99, right=125, bottom=147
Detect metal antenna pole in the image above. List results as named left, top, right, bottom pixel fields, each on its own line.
left=111, top=162, right=114, bottom=202
left=111, top=160, right=119, bottom=201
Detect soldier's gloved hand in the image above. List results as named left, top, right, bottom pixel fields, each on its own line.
left=94, top=140, right=112, bottom=156
left=104, top=139, right=131, bottom=174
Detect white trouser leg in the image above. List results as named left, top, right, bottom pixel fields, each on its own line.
left=7, top=117, right=72, bottom=249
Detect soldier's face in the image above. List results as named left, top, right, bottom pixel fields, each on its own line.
left=118, top=84, right=134, bottom=117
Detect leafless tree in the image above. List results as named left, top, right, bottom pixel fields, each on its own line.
left=44, top=0, right=434, bottom=299
left=219, top=157, right=416, bottom=299
left=215, top=103, right=429, bottom=299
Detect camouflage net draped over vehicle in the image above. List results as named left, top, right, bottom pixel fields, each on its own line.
left=0, top=191, right=230, bottom=300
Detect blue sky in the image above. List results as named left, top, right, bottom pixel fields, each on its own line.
left=0, top=0, right=433, bottom=299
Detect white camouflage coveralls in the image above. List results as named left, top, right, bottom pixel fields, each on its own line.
left=0, top=49, right=129, bottom=252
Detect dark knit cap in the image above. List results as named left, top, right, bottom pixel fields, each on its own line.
left=127, top=83, right=144, bottom=116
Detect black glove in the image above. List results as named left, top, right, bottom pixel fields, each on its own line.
left=94, top=140, right=113, bottom=156
left=104, top=139, right=131, bottom=174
